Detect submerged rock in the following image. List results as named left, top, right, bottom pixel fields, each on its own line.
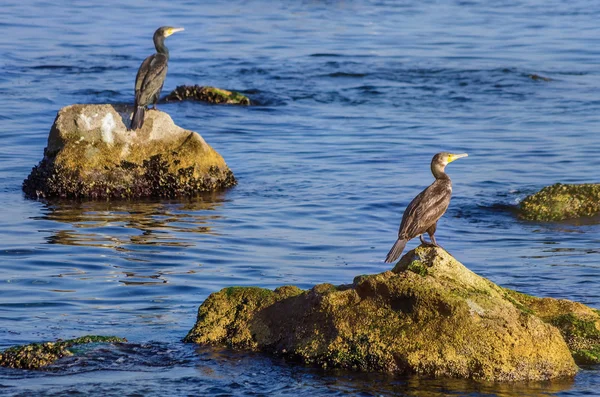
left=185, top=246, right=582, bottom=382
left=528, top=74, right=552, bottom=82
left=163, top=85, right=250, bottom=105
left=23, top=104, right=236, bottom=199
left=0, top=335, right=125, bottom=369
left=519, top=183, right=600, bottom=221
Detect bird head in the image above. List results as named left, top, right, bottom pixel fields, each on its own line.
left=431, top=152, right=468, bottom=176
left=433, top=152, right=468, bottom=166
left=155, top=26, right=185, bottom=39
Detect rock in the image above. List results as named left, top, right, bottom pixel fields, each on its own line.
left=163, top=85, right=250, bottom=105
left=23, top=104, right=236, bottom=199
left=184, top=246, right=580, bottom=382
left=528, top=74, right=552, bottom=82
left=0, top=335, right=125, bottom=369
left=504, top=289, right=600, bottom=365
left=519, top=183, right=600, bottom=221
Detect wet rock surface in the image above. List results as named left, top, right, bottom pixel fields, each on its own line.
left=163, top=85, right=250, bottom=105
left=519, top=183, right=600, bottom=221
left=185, top=246, right=584, bottom=382
left=23, top=104, right=236, bottom=199
left=0, top=335, right=126, bottom=369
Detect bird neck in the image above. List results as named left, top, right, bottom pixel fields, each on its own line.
left=154, top=35, right=169, bottom=57
left=431, top=163, right=449, bottom=180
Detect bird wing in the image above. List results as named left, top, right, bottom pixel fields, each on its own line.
left=135, top=54, right=168, bottom=105
left=398, top=182, right=452, bottom=239
left=140, top=54, right=168, bottom=92
left=135, top=55, right=154, bottom=95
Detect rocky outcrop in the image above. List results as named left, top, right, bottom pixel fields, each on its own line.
left=164, top=85, right=250, bottom=105
left=184, top=246, right=585, bottom=382
left=23, top=104, right=236, bottom=199
left=0, top=335, right=125, bottom=369
left=503, top=289, right=600, bottom=365
left=519, top=183, right=600, bottom=221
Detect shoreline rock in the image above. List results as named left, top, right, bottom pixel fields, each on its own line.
left=0, top=335, right=126, bottom=369
left=163, top=85, right=250, bottom=105
left=23, top=104, right=236, bottom=199
left=519, top=183, right=600, bottom=221
left=184, top=246, right=598, bottom=382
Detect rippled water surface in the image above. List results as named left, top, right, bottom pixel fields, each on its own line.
left=1, top=0, right=599, bottom=395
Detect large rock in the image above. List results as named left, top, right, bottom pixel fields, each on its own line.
left=23, top=104, right=236, bottom=199
left=519, top=183, right=600, bottom=221
left=184, top=246, right=583, bottom=382
left=0, top=335, right=125, bottom=369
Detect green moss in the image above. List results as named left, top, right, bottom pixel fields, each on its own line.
left=224, top=286, right=273, bottom=300
left=548, top=313, right=600, bottom=364
left=407, top=260, right=428, bottom=277
left=503, top=290, right=535, bottom=315
left=550, top=313, right=600, bottom=339
left=0, top=335, right=125, bottom=369
left=519, top=183, right=600, bottom=221
left=573, top=347, right=600, bottom=365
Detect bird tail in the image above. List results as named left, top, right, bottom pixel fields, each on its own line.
left=385, top=239, right=407, bottom=263
left=130, top=106, right=145, bottom=130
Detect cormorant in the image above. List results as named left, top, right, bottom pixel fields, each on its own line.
left=130, top=26, right=184, bottom=130
left=384, top=152, right=468, bottom=263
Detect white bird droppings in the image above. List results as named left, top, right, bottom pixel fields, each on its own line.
left=101, top=113, right=116, bottom=145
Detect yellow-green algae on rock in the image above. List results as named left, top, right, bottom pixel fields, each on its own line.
left=0, top=335, right=125, bottom=369
left=503, top=289, right=600, bottom=365
left=519, top=183, right=600, bottom=221
left=22, top=104, right=236, bottom=199
left=185, top=246, right=582, bottom=382
left=164, top=85, right=250, bottom=105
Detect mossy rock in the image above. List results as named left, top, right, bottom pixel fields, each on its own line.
left=22, top=104, right=236, bottom=199
left=185, top=246, right=579, bottom=382
left=504, top=289, right=600, bottom=365
left=164, top=85, right=250, bottom=105
left=0, top=335, right=125, bottom=369
left=519, top=183, right=600, bottom=221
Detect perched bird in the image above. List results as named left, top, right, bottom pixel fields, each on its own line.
left=130, top=26, right=184, bottom=130
left=385, top=152, right=468, bottom=263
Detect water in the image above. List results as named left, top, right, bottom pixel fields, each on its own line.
left=1, top=0, right=599, bottom=395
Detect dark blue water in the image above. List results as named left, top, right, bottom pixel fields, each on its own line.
left=1, top=1, right=599, bottom=395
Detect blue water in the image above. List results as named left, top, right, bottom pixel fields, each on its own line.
left=1, top=0, right=599, bottom=395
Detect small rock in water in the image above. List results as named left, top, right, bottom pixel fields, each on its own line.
left=163, top=85, right=250, bottom=105
left=0, top=335, right=126, bottom=369
left=22, top=104, right=236, bottom=199
left=519, top=183, right=600, bottom=221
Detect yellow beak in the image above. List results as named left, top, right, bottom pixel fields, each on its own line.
left=448, top=153, right=468, bottom=163
left=166, top=27, right=185, bottom=37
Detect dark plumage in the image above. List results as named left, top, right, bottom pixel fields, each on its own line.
left=385, top=152, right=468, bottom=263
left=130, top=26, right=184, bottom=130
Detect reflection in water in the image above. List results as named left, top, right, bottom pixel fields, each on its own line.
left=194, top=347, right=576, bottom=397
left=0, top=340, right=581, bottom=396
left=37, top=193, right=226, bottom=249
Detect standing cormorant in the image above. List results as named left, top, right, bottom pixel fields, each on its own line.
left=130, top=26, right=184, bottom=130
left=385, top=152, right=468, bottom=263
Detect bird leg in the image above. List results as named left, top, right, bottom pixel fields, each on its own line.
left=426, top=223, right=439, bottom=247
left=419, top=234, right=427, bottom=244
